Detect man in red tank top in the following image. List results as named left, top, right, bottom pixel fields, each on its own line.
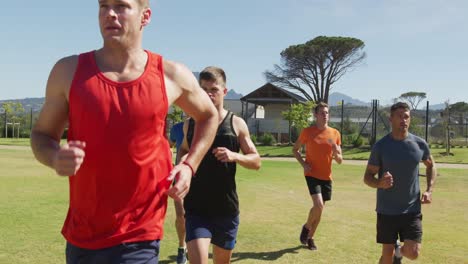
left=30, top=0, right=217, bottom=263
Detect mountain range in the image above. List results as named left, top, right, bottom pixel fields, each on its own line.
left=0, top=91, right=446, bottom=111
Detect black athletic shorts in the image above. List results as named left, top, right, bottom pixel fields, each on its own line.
left=304, top=176, right=332, bottom=201
left=377, top=213, right=423, bottom=244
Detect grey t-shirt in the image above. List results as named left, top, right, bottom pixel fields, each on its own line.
left=368, top=133, right=430, bottom=215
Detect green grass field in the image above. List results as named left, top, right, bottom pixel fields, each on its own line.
left=1, top=138, right=468, bottom=163
left=257, top=145, right=468, bottom=164
left=0, top=148, right=467, bottom=263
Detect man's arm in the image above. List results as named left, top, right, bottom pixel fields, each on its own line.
left=292, top=139, right=311, bottom=174
left=176, top=119, right=190, bottom=165
left=421, top=155, right=436, bottom=204
left=164, top=60, right=217, bottom=200
left=164, top=60, right=217, bottom=172
left=332, top=143, right=343, bottom=164
left=30, top=56, right=86, bottom=176
left=363, top=164, right=393, bottom=189
left=212, top=116, right=260, bottom=170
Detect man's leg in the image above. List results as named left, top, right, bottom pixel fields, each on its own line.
left=185, top=214, right=212, bottom=264
left=212, top=245, right=233, bottom=264
left=377, top=213, right=401, bottom=264
left=187, top=238, right=211, bottom=264
left=379, top=244, right=395, bottom=264
left=174, top=199, right=186, bottom=248
left=174, top=199, right=187, bottom=263
left=401, top=240, right=421, bottom=260
left=400, top=213, right=423, bottom=260
left=211, top=214, right=239, bottom=263
left=306, top=193, right=324, bottom=239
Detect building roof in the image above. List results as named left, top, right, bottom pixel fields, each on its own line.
left=240, top=83, right=308, bottom=106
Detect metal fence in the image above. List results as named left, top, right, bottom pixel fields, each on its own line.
left=329, top=100, right=468, bottom=147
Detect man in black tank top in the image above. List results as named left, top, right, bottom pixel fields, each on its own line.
left=177, top=66, right=261, bottom=264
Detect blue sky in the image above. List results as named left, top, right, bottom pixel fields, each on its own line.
left=1, top=0, right=467, bottom=106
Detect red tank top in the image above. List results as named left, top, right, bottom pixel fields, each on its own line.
left=63, top=50, right=172, bottom=249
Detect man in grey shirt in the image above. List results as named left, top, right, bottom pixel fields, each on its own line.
left=364, top=102, right=436, bottom=264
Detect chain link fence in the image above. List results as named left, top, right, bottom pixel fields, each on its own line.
left=329, top=101, right=468, bottom=148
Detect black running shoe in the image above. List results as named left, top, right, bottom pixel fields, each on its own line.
left=393, top=255, right=402, bottom=264
left=300, top=225, right=309, bottom=245
left=306, top=238, right=317, bottom=250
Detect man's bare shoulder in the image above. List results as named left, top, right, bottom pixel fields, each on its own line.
left=162, top=58, right=191, bottom=81
left=46, top=55, right=80, bottom=100
left=55, top=55, right=79, bottom=71
left=232, top=114, right=249, bottom=134
left=232, top=114, right=247, bottom=126
left=50, top=55, right=79, bottom=83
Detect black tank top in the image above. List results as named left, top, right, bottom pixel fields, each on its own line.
left=185, top=111, right=241, bottom=217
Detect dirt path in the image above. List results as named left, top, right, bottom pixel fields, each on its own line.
left=262, top=157, right=468, bottom=169
left=0, top=145, right=29, bottom=150
left=2, top=145, right=467, bottom=169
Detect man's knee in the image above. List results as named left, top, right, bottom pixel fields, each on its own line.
left=402, top=242, right=420, bottom=260
left=404, top=247, right=420, bottom=260
left=312, top=203, right=324, bottom=212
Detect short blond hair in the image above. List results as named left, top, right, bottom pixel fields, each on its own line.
left=138, top=0, right=149, bottom=9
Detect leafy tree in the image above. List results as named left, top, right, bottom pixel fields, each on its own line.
left=167, top=105, right=184, bottom=125
left=398, top=92, right=427, bottom=110
left=265, top=36, right=366, bottom=103
left=449, top=102, right=468, bottom=113
left=1, top=102, right=26, bottom=137
left=281, top=101, right=315, bottom=133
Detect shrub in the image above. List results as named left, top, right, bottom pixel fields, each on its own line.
left=353, top=135, right=364, bottom=148
left=259, top=133, right=276, bottom=146
left=251, top=134, right=257, bottom=144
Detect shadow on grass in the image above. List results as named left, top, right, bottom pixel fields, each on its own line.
left=159, top=255, right=177, bottom=264
left=160, top=245, right=303, bottom=263
left=231, top=245, right=303, bottom=262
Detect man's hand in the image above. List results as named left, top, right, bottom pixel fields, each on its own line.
left=167, top=163, right=193, bottom=202
left=421, top=191, right=432, bottom=204
left=213, top=147, right=237, bottom=163
left=52, top=140, right=86, bottom=176
left=331, top=143, right=341, bottom=156
left=378, top=171, right=393, bottom=189
left=303, top=163, right=312, bottom=174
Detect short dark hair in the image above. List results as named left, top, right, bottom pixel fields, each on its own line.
left=390, top=102, right=410, bottom=114
left=314, top=102, right=329, bottom=114
left=199, top=66, right=226, bottom=86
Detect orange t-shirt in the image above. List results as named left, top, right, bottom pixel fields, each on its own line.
left=298, top=126, right=341, bottom=181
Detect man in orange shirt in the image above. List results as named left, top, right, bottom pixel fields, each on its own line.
left=292, top=102, right=343, bottom=250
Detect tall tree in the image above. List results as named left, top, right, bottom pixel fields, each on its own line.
left=265, top=36, right=366, bottom=103
left=398, top=92, right=427, bottom=110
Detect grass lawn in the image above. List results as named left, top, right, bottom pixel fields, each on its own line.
left=0, top=138, right=31, bottom=146
left=2, top=138, right=468, bottom=163
left=257, top=145, right=468, bottom=164
left=0, top=148, right=467, bottom=263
